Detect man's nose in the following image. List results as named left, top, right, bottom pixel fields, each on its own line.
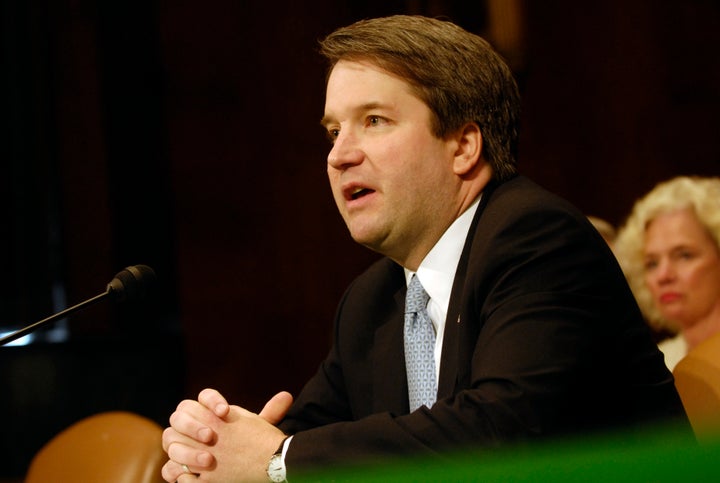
left=327, top=131, right=363, bottom=170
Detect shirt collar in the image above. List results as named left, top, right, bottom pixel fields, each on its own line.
left=405, top=195, right=481, bottom=309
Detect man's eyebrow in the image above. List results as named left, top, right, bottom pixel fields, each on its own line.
left=320, top=102, right=387, bottom=128
left=320, top=115, right=334, bottom=128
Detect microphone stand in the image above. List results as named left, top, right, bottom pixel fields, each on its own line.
left=0, top=290, right=111, bottom=346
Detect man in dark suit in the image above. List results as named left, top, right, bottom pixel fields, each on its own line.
left=161, top=15, right=688, bottom=482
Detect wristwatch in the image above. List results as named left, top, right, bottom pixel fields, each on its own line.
left=266, top=437, right=289, bottom=482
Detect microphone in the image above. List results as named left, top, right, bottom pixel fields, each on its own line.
left=0, top=264, right=156, bottom=346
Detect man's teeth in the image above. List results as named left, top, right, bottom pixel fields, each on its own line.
left=350, top=188, right=366, bottom=200
left=349, top=187, right=374, bottom=200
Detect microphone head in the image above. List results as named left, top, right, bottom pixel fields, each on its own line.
left=106, top=264, right=156, bottom=302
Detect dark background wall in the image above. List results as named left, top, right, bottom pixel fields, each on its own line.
left=1, top=0, right=718, bottom=478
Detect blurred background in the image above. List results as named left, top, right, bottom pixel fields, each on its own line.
left=1, top=0, right=718, bottom=478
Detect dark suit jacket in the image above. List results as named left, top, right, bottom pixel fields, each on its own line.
left=279, top=176, right=689, bottom=469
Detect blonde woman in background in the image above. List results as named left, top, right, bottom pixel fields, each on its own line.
left=615, top=176, right=720, bottom=370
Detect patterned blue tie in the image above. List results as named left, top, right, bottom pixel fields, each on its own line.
left=404, top=274, right=437, bottom=412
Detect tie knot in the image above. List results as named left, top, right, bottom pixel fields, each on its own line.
left=405, top=275, right=429, bottom=313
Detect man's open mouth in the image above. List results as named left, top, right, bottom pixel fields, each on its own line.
left=349, top=187, right=374, bottom=200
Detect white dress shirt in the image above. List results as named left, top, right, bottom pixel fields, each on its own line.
left=404, top=196, right=481, bottom=380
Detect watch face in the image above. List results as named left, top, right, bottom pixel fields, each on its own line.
left=267, top=454, right=286, bottom=483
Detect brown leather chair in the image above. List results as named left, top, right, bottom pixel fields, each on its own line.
left=25, top=411, right=166, bottom=483
left=673, top=332, right=720, bottom=443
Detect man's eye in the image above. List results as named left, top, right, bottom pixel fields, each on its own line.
left=326, top=129, right=340, bottom=143
left=367, top=115, right=385, bottom=127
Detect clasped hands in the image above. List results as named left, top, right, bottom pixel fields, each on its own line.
left=161, top=388, right=294, bottom=482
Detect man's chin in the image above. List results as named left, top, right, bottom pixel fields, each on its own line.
left=348, top=228, right=384, bottom=252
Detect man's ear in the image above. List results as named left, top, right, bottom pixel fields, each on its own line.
left=452, top=122, right=482, bottom=176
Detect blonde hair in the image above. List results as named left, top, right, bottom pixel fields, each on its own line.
left=615, top=176, right=720, bottom=332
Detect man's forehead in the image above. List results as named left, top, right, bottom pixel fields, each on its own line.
left=322, top=63, right=419, bottom=120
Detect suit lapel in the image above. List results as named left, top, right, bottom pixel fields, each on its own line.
left=437, top=180, right=498, bottom=398
left=371, top=272, right=409, bottom=414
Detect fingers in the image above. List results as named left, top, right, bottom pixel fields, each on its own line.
left=167, top=401, right=218, bottom=448
left=167, top=389, right=230, bottom=447
left=161, top=428, right=214, bottom=482
left=198, top=387, right=230, bottom=417
left=161, top=459, right=202, bottom=482
left=258, top=391, right=294, bottom=425
left=160, top=460, right=178, bottom=482
left=163, top=427, right=215, bottom=464
left=161, top=388, right=232, bottom=482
